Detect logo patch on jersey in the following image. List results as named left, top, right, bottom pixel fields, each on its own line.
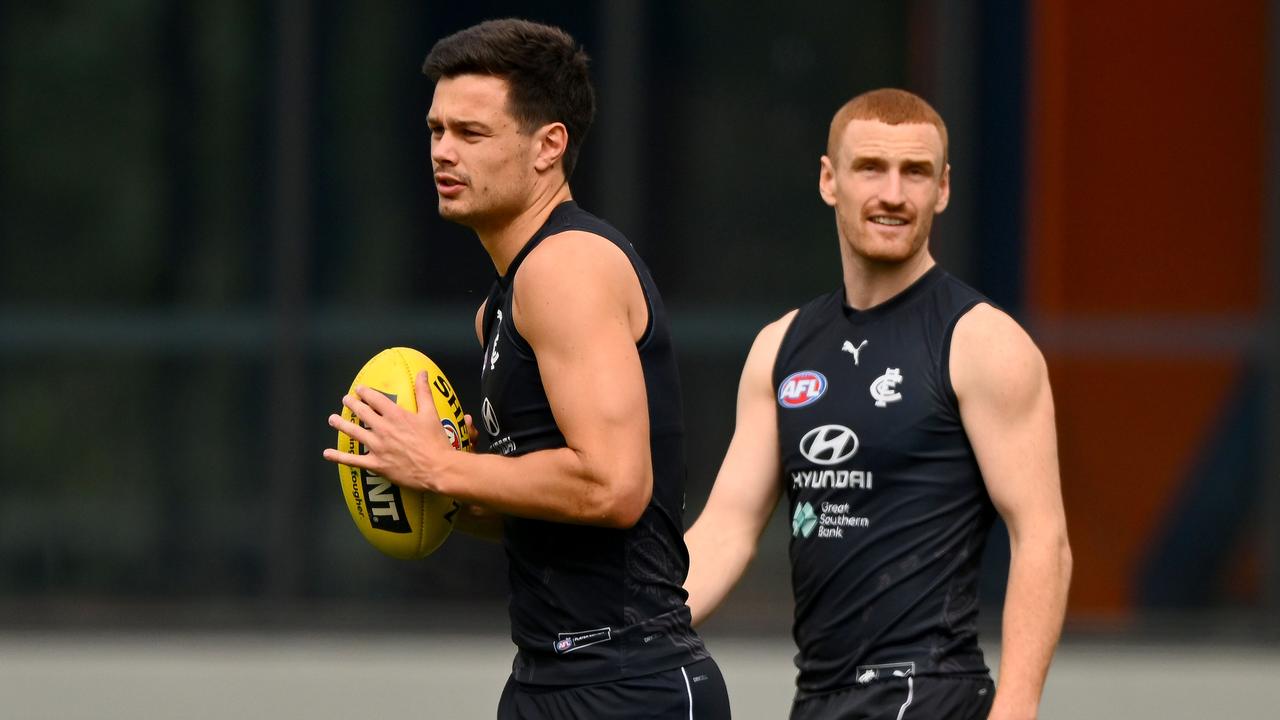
left=487, top=309, right=503, bottom=372
left=799, top=424, right=859, bottom=465
left=793, top=501, right=871, bottom=539
left=870, top=367, right=903, bottom=407
left=553, top=627, right=612, bottom=654
left=855, top=661, right=916, bottom=684
left=792, top=502, right=818, bottom=538
left=841, top=339, right=868, bottom=365
left=481, top=397, right=500, bottom=436
left=778, top=371, right=827, bottom=408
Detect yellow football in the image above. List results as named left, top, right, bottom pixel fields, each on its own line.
left=337, top=347, right=471, bottom=559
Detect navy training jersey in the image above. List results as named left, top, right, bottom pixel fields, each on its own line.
left=774, top=265, right=998, bottom=697
left=478, top=201, right=707, bottom=685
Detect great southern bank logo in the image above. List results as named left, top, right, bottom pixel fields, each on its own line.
left=792, top=502, right=818, bottom=538
left=778, top=370, right=827, bottom=408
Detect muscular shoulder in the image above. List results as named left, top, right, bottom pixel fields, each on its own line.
left=755, top=310, right=798, bottom=355
left=950, top=303, right=1048, bottom=409
left=513, top=231, right=633, bottom=300
left=743, top=309, right=799, bottom=385
left=510, top=230, right=642, bottom=340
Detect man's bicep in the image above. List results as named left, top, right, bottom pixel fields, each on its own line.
left=515, top=245, right=650, bottom=454
left=952, top=306, right=1065, bottom=531
left=537, top=309, right=649, bottom=440
left=970, top=373, right=1062, bottom=530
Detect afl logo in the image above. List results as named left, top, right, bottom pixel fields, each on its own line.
left=441, top=419, right=462, bottom=451
left=778, top=371, right=828, bottom=408
left=799, top=424, right=859, bottom=465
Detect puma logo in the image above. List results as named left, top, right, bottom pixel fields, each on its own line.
left=842, top=339, right=868, bottom=365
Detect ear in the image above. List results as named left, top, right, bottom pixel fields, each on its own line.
left=818, top=155, right=838, bottom=207
left=533, top=122, right=569, bottom=174
left=934, top=162, right=951, bottom=213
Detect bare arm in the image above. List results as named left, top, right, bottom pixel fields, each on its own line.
left=325, top=231, right=653, bottom=528
left=951, top=304, right=1072, bottom=720
left=451, top=414, right=505, bottom=541
left=683, top=312, right=794, bottom=626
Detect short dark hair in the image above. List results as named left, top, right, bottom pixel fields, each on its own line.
left=423, top=19, right=596, bottom=180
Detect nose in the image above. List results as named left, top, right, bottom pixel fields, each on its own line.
left=878, top=169, right=905, bottom=207
left=431, top=132, right=456, bottom=166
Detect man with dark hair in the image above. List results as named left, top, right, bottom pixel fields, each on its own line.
left=683, top=88, right=1072, bottom=719
left=324, top=18, right=730, bottom=719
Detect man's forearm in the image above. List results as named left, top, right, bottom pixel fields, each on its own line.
left=684, top=522, right=757, bottom=626
left=428, top=444, right=648, bottom=528
left=990, top=530, right=1072, bottom=719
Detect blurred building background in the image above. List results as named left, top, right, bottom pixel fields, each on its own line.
left=2, top=0, right=1277, bottom=668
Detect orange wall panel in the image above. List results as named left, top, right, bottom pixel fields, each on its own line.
left=1050, top=357, right=1240, bottom=615
left=1029, top=1, right=1266, bottom=316
left=1027, top=0, right=1267, bottom=616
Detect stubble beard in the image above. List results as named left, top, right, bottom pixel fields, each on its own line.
left=839, top=209, right=933, bottom=267
left=437, top=184, right=529, bottom=236
left=437, top=198, right=472, bottom=225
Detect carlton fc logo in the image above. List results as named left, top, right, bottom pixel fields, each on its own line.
left=870, top=368, right=903, bottom=408
left=778, top=370, right=827, bottom=409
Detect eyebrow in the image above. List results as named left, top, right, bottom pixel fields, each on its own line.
left=426, top=116, right=494, bottom=132
left=850, top=154, right=936, bottom=173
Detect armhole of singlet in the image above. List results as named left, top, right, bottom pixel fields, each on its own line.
left=769, top=304, right=806, bottom=389
left=501, top=277, right=539, bottom=361
left=628, top=256, right=657, bottom=350
left=478, top=292, right=494, bottom=347
left=940, top=299, right=986, bottom=415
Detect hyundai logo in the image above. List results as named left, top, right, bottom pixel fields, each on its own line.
left=481, top=397, right=501, bottom=436
left=799, top=425, right=859, bottom=465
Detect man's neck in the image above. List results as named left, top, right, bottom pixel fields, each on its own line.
left=840, top=246, right=936, bottom=310
left=477, top=182, right=574, bottom=276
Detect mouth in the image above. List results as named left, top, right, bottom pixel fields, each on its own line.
left=435, top=173, right=466, bottom=198
left=867, top=215, right=909, bottom=227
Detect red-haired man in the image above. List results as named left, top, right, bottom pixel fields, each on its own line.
left=684, top=88, right=1072, bottom=720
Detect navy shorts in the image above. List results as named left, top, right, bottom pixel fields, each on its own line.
left=790, top=675, right=993, bottom=720
left=497, top=656, right=731, bottom=719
